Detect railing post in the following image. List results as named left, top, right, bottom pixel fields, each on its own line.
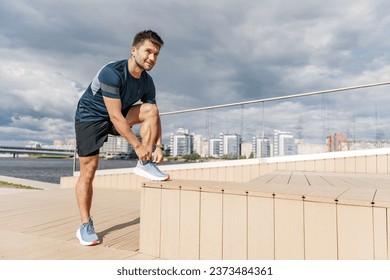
left=73, top=149, right=77, bottom=175
left=261, top=101, right=265, bottom=158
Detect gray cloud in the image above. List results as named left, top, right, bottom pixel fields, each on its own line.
left=1, top=0, right=390, bottom=146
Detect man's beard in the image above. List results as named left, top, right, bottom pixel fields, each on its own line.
left=135, top=59, right=145, bottom=71
left=135, top=58, right=153, bottom=71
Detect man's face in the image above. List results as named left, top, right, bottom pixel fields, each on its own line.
left=132, top=39, right=160, bottom=71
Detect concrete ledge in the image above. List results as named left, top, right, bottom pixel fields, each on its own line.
left=60, top=148, right=390, bottom=190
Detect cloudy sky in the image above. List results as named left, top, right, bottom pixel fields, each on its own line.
left=1, top=0, right=390, bottom=146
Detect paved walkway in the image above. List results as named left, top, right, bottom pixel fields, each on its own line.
left=0, top=183, right=156, bottom=260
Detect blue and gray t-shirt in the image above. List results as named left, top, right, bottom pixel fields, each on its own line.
left=75, top=60, right=156, bottom=122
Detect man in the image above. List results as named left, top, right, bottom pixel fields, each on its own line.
left=74, top=30, right=169, bottom=246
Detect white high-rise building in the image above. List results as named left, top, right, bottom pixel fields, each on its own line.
left=209, top=138, right=222, bottom=157
left=193, top=134, right=202, bottom=155
left=240, top=141, right=252, bottom=158
left=252, top=136, right=270, bottom=158
left=219, top=133, right=241, bottom=158
left=170, top=128, right=193, bottom=157
left=201, top=138, right=210, bottom=157
left=193, top=134, right=210, bottom=157
left=273, top=130, right=296, bottom=156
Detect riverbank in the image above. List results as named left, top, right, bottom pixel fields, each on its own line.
left=0, top=175, right=60, bottom=191
left=0, top=180, right=42, bottom=190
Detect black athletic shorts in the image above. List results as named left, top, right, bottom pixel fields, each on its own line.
left=75, top=120, right=120, bottom=157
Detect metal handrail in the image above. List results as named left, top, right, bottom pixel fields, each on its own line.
left=159, top=81, right=390, bottom=116
left=158, top=81, right=390, bottom=160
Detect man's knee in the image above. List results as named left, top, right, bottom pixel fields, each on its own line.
left=81, top=169, right=96, bottom=184
left=79, top=157, right=99, bottom=184
left=142, top=103, right=159, bottom=118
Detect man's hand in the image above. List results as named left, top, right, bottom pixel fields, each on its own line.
left=134, top=144, right=151, bottom=162
left=152, top=148, right=164, bottom=164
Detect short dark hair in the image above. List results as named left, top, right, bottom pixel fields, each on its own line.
left=132, top=30, right=164, bottom=49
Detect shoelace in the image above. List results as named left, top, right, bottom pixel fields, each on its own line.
left=86, top=221, right=96, bottom=235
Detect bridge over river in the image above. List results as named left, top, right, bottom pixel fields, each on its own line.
left=0, top=146, right=75, bottom=157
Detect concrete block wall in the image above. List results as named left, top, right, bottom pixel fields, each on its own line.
left=139, top=180, right=390, bottom=260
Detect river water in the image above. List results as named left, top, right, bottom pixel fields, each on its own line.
left=0, top=157, right=138, bottom=184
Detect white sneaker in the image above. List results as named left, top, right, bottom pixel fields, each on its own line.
left=133, top=161, right=170, bottom=181
left=76, top=217, right=100, bottom=246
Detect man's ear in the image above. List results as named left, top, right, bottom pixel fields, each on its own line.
left=131, top=45, right=137, bottom=56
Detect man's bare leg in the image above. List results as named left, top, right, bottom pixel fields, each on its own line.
left=75, top=154, right=100, bottom=245
left=76, top=155, right=99, bottom=223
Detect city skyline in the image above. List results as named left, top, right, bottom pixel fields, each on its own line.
left=4, top=123, right=389, bottom=161
left=16, top=120, right=390, bottom=151
left=96, top=128, right=388, bottom=160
